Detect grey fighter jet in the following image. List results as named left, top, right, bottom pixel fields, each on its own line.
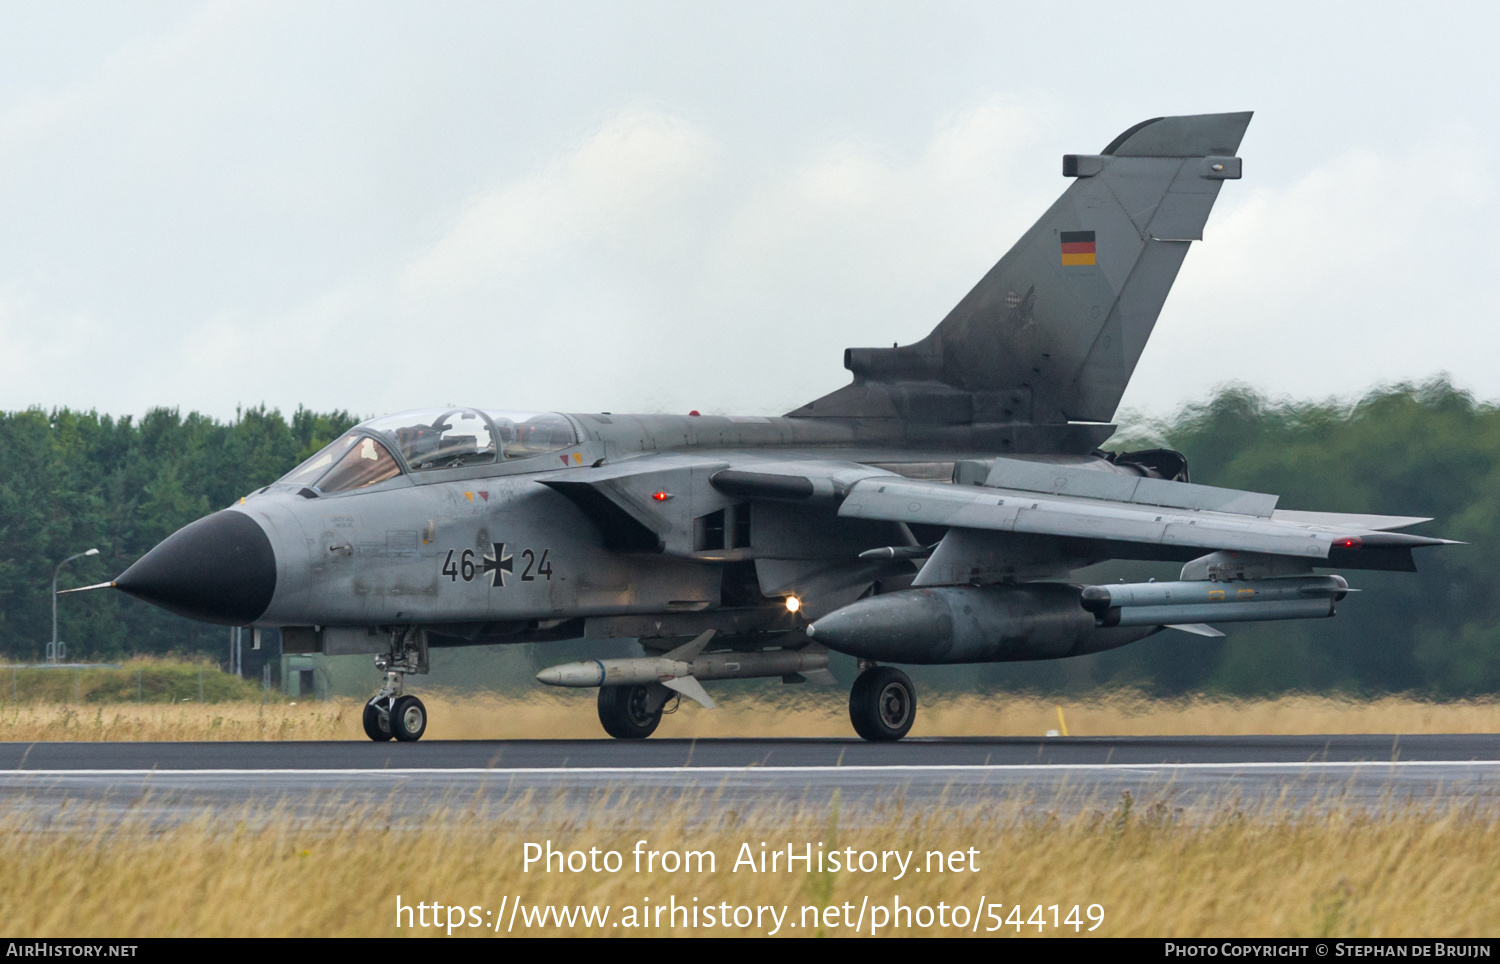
left=106, top=112, right=1455, bottom=742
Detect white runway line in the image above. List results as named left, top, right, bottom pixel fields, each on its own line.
left=4, top=759, right=1500, bottom=778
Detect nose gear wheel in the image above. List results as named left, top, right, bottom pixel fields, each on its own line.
left=362, top=702, right=392, bottom=741
left=391, top=695, right=427, bottom=741
left=363, top=627, right=431, bottom=742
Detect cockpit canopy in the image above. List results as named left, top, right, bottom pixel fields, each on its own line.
left=277, top=409, right=576, bottom=494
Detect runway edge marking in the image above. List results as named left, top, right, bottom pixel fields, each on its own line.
left=5, top=760, right=1500, bottom=777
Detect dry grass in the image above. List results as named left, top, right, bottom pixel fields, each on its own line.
left=4, top=796, right=1498, bottom=937
left=1, top=690, right=1498, bottom=741
left=0, top=701, right=353, bottom=741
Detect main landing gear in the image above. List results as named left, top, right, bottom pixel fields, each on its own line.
left=849, top=662, right=916, bottom=742
left=591, top=664, right=917, bottom=741
left=363, top=627, right=430, bottom=742
left=597, top=682, right=675, bottom=740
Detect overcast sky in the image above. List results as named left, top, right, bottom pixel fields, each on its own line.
left=2, top=1, right=1497, bottom=425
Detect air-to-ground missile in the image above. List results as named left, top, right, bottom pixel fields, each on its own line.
left=535, top=631, right=831, bottom=708
left=535, top=649, right=831, bottom=688
left=1080, top=574, right=1348, bottom=627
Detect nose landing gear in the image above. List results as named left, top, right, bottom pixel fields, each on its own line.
left=363, top=627, right=430, bottom=742
left=362, top=700, right=392, bottom=741
left=389, top=694, right=427, bottom=741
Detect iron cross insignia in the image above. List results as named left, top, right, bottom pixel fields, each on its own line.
left=481, top=543, right=513, bottom=588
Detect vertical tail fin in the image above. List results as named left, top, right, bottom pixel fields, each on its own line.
left=791, top=112, right=1251, bottom=427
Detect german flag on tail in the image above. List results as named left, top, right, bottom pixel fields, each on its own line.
left=1061, top=230, right=1096, bottom=266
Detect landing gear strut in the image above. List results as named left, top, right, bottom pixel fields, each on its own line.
left=364, top=627, right=430, bottom=742
left=849, top=664, right=917, bottom=742
left=597, top=682, right=673, bottom=739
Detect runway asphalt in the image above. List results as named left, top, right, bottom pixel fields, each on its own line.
left=2, top=735, right=1498, bottom=827
left=5, top=733, right=1500, bottom=769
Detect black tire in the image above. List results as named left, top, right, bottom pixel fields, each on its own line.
left=362, top=701, right=392, bottom=741
left=597, top=684, right=662, bottom=739
left=390, top=694, right=427, bottom=742
left=849, top=666, right=916, bottom=742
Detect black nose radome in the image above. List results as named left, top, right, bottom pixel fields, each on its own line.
left=115, top=510, right=276, bottom=624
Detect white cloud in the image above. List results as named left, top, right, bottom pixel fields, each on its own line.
left=714, top=94, right=1050, bottom=301
left=683, top=95, right=1057, bottom=411
left=222, top=96, right=1062, bottom=419
left=0, top=1, right=266, bottom=157
left=401, top=107, right=716, bottom=293
left=1125, top=129, right=1500, bottom=415
left=5, top=2, right=1496, bottom=427
left=186, top=109, right=1500, bottom=424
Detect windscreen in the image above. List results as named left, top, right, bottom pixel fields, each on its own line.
left=317, top=436, right=402, bottom=492
left=278, top=434, right=360, bottom=487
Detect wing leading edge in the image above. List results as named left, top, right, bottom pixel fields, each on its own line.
left=837, top=476, right=1456, bottom=570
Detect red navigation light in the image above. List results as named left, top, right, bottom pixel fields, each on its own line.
left=1333, top=537, right=1363, bottom=550
left=652, top=491, right=671, bottom=501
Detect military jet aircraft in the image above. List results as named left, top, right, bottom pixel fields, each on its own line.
left=104, top=111, right=1454, bottom=742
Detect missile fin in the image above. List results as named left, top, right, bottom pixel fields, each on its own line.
left=664, top=629, right=716, bottom=661
left=1165, top=623, right=1226, bottom=637
left=662, top=675, right=716, bottom=709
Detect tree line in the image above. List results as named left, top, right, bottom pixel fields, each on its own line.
left=0, top=406, right=357, bottom=663
left=0, top=381, right=1494, bottom=695
left=975, top=378, right=1500, bottom=697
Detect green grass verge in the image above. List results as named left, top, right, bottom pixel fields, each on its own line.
left=0, top=660, right=271, bottom=704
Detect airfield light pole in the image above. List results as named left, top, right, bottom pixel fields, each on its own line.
left=49, top=548, right=99, bottom=665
